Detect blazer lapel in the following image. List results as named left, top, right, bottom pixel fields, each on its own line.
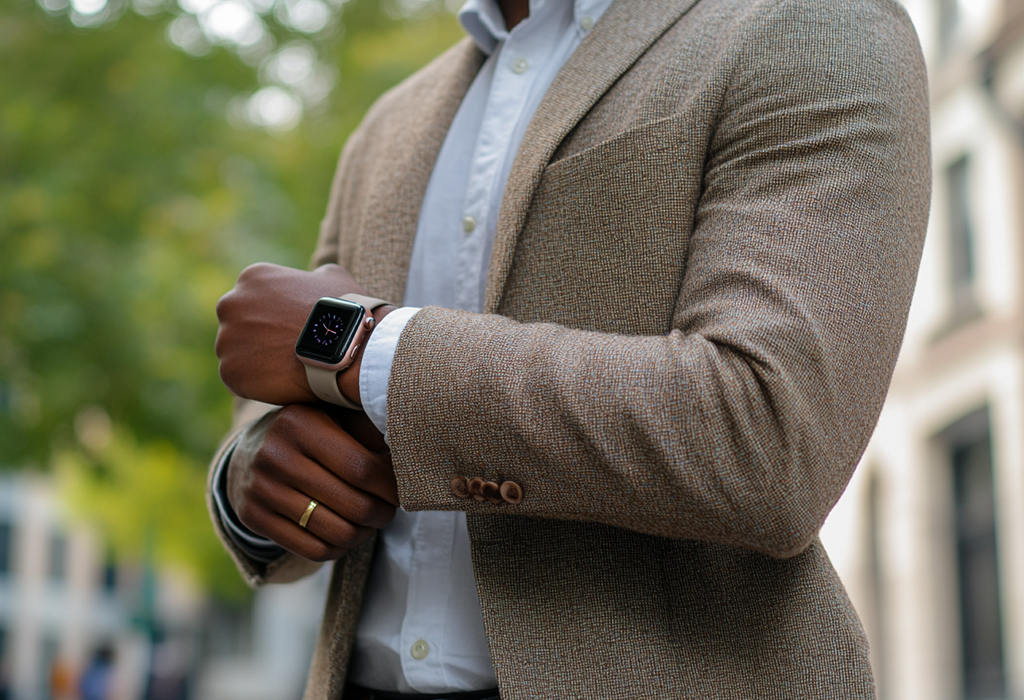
left=357, top=38, right=485, bottom=305
left=484, top=0, right=702, bottom=313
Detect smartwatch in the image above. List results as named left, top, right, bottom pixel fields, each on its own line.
left=294, top=293, right=390, bottom=410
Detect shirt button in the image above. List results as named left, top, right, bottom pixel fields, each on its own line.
left=511, top=57, right=529, bottom=74
left=580, top=15, right=594, bottom=30
left=462, top=215, right=477, bottom=233
left=411, top=640, right=429, bottom=660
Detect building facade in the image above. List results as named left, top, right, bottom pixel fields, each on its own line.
left=822, top=1, right=1024, bottom=699
left=0, top=471, right=324, bottom=700
left=0, top=474, right=190, bottom=700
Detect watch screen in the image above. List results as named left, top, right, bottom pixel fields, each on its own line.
left=295, top=298, right=363, bottom=364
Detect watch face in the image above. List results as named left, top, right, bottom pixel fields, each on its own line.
left=295, top=298, right=363, bottom=364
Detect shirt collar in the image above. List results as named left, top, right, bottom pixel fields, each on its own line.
left=458, top=0, right=508, bottom=54
left=458, top=0, right=614, bottom=55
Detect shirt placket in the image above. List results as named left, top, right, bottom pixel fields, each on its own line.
left=399, top=511, right=458, bottom=690
left=454, top=32, right=548, bottom=312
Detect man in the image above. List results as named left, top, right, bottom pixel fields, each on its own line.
left=210, top=0, right=931, bottom=697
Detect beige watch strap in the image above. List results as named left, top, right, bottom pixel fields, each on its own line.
left=304, top=294, right=389, bottom=410
left=339, top=293, right=389, bottom=312
left=305, top=365, right=362, bottom=410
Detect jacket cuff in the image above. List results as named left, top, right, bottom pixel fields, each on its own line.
left=359, top=306, right=422, bottom=440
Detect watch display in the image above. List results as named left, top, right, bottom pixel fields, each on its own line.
left=295, top=297, right=364, bottom=365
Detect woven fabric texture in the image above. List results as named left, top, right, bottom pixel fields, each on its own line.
left=208, top=0, right=931, bottom=696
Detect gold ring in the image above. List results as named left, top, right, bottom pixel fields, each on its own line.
left=298, top=500, right=318, bottom=529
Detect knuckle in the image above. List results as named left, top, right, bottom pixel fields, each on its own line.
left=234, top=501, right=255, bottom=528
left=345, top=498, right=377, bottom=527
left=245, top=471, right=273, bottom=499
left=274, top=404, right=312, bottom=433
left=214, top=292, right=233, bottom=321
left=236, top=504, right=267, bottom=537
left=218, top=363, right=239, bottom=394
left=238, top=262, right=273, bottom=283
left=331, top=523, right=362, bottom=549
left=300, top=540, right=332, bottom=562
left=251, top=447, right=287, bottom=482
left=344, top=453, right=377, bottom=488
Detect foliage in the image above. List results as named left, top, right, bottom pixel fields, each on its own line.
left=0, top=0, right=462, bottom=597
left=54, top=427, right=243, bottom=598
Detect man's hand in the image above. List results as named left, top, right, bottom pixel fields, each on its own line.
left=215, top=262, right=368, bottom=406
left=227, top=404, right=397, bottom=562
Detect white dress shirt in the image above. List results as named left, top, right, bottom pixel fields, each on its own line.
left=216, top=0, right=614, bottom=692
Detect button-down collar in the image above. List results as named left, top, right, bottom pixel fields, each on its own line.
left=459, top=0, right=611, bottom=55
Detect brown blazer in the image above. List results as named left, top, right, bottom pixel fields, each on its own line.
left=208, top=0, right=931, bottom=696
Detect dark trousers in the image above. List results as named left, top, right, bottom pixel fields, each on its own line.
left=342, top=685, right=500, bottom=700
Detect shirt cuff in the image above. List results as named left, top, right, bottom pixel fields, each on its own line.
left=359, top=306, right=422, bottom=441
left=212, top=442, right=287, bottom=564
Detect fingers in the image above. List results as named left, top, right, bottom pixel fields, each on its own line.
left=281, top=455, right=397, bottom=531
left=248, top=487, right=377, bottom=563
left=227, top=404, right=397, bottom=562
left=294, top=407, right=399, bottom=506
left=322, top=406, right=388, bottom=454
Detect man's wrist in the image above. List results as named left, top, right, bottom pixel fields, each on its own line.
left=337, top=304, right=395, bottom=406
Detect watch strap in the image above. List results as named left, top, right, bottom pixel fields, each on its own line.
left=304, top=364, right=362, bottom=410
left=339, top=293, right=389, bottom=312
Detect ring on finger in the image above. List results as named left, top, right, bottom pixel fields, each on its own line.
left=298, top=500, right=318, bottom=529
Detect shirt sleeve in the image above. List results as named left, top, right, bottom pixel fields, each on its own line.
left=359, top=306, right=423, bottom=440
left=211, top=441, right=288, bottom=564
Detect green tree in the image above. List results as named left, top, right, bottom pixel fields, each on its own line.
left=0, top=0, right=462, bottom=597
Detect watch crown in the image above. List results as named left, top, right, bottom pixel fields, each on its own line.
left=364, top=316, right=375, bottom=329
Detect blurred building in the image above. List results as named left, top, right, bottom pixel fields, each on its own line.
left=0, top=472, right=325, bottom=700
left=0, top=472, right=159, bottom=695
left=822, top=1, right=1024, bottom=699
left=0, top=473, right=197, bottom=700
left=195, top=569, right=327, bottom=700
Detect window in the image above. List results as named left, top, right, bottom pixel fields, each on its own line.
left=939, top=408, right=1006, bottom=700
left=48, top=534, right=66, bottom=582
left=40, top=636, right=60, bottom=700
left=102, top=560, right=117, bottom=595
left=201, top=599, right=254, bottom=657
left=945, top=156, right=979, bottom=323
left=0, top=523, right=13, bottom=576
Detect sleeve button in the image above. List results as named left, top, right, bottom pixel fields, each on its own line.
left=499, top=481, right=523, bottom=504
left=482, top=481, right=503, bottom=503
left=450, top=476, right=470, bottom=499
left=467, top=477, right=486, bottom=501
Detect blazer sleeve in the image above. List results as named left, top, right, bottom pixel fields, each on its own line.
left=384, top=0, right=931, bottom=558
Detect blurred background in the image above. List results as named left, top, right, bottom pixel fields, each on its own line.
left=0, top=0, right=1022, bottom=696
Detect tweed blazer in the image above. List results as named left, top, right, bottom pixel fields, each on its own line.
left=207, top=0, right=931, bottom=696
